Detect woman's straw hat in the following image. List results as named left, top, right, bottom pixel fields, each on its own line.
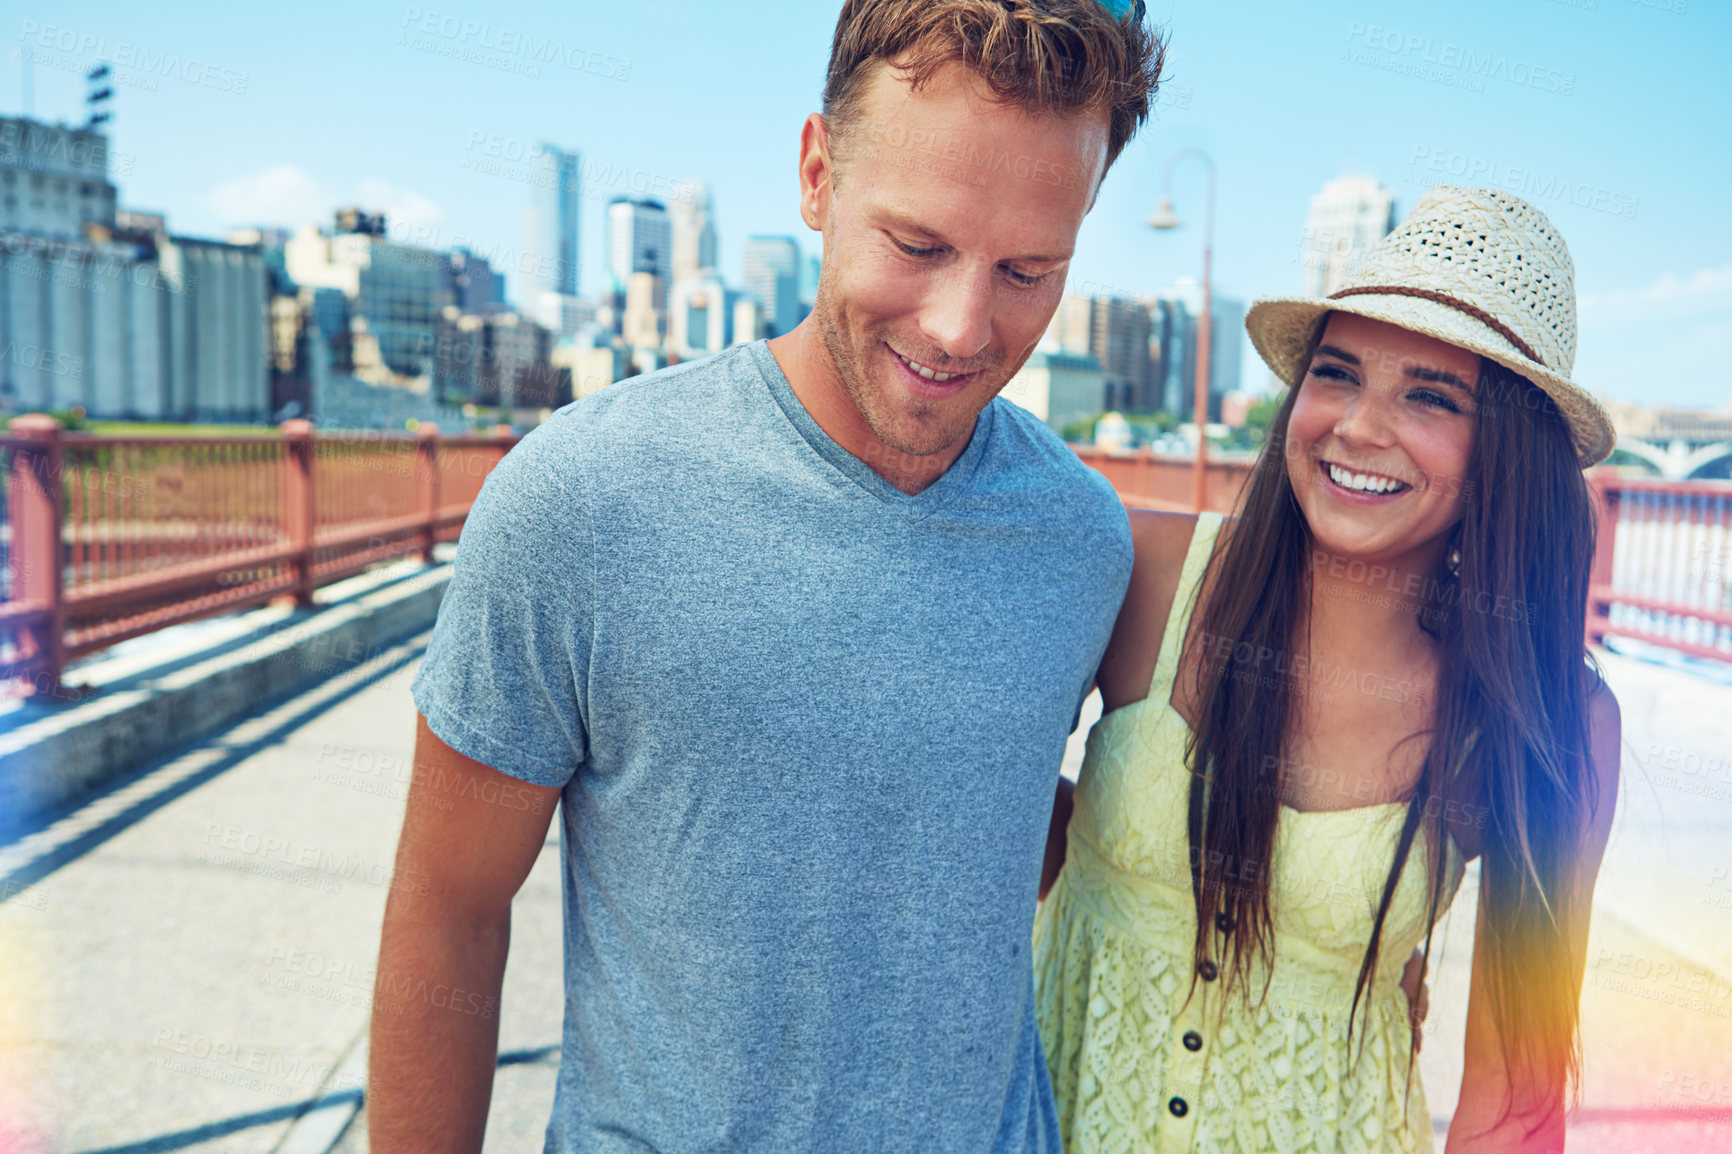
left=1244, top=185, right=1615, bottom=466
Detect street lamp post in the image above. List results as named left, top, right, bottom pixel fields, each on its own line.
left=1149, top=148, right=1217, bottom=513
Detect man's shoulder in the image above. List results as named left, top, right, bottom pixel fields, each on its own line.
left=984, top=396, right=1126, bottom=515
left=494, top=343, right=769, bottom=493
left=542, top=343, right=763, bottom=445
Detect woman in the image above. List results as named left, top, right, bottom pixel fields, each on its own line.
left=1033, top=185, right=1622, bottom=1152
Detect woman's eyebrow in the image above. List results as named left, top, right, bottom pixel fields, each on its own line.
left=1404, top=364, right=1475, bottom=395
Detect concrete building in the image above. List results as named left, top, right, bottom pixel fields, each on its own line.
left=1045, top=294, right=1158, bottom=413
left=438, top=247, right=506, bottom=314
left=534, top=292, right=598, bottom=340
left=525, top=144, right=580, bottom=297
left=1000, top=350, right=1106, bottom=434
left=0, top=115, right=117, bottom=237
left=284, top=212, right=443, bottom=382
left=553, top=340, right=629, bottom=401
left=606, top=197, right=671, bottom=292
left=669, top=275, right=748, bottom=358
left=743, top=235, right=804, bottom=338
left=669, top=180, right=717, bottom=284
left=0, top=117, right=268, bottom=421
left=621, top=271, right=665, bottom=349
left=1300, top=173, right=1397, bottom=297
left=433, top=307, right=563, bottom=410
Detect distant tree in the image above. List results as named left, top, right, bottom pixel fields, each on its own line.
left=1060, top=415, right=1100, bottom=444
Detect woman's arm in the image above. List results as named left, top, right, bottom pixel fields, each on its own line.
left=1445, top=685, right=1622, bottom=1152
left=1039, top=776, right=1076, bottom=901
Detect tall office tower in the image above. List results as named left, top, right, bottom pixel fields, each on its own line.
left=606, top=197, right=672, bottom=294
left=523, top=144, right=580, bottom=297
left=621, top=271, right=667, bottom=349
left=1148, top=280, right=1244, bottom=423
left=1043, top=295, right=1154, bottom=412
left=1300, top=173, right=1396, bottom=297
left=1091, top=297, right=1156, bottom=413
left=743, top=235, right=803, bottom=337
left=670, top=180, right=718, bottom=283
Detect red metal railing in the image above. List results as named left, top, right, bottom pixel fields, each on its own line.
left=0, top=417, right=519, bottom=696
left=1588, top=470, right=1732, bottom=664
left=1071, top=446, right=1254, bottom=513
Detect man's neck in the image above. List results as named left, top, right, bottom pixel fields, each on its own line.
left=766, top=324, right=969, bottom=496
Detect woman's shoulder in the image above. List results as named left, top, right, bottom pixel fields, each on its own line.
left=1095, top=510, right=1216, bottom=711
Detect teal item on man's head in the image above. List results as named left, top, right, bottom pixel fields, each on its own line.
left=1095, top=0, right=1146, bottom=20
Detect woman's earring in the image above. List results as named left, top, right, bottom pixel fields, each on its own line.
left=1446, top=539, right=1463, bottom=577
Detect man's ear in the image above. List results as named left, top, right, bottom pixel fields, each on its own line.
left=798, top=113, right=835, bottom=233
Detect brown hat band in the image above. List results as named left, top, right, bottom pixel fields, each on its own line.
left=1327, top=284, right=1546, bottom=369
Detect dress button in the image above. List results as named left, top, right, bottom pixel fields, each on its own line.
left=1199, top=960, right=1218, bottom=981
left=1216, top=913, right=1234, bottom=934
left=1183, top=1031, right=1203, bottom=1052
left=1169, top=1096, right=1189, bottom=1117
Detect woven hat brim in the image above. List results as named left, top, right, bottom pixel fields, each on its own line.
left=1245, top=293, right=1615, bottom=467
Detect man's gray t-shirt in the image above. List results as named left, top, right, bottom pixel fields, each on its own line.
left=412, top=340, right=1131, bottom=1152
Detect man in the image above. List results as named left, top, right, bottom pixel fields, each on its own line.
left=370, top=1, right=1164, bottom=1149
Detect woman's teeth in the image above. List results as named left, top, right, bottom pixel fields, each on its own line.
left=1327, top=462, right=1407, bottom=494
left=895, top=351, right=959, bottom=382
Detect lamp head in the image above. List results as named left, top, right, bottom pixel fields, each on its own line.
left=1148, top=196, right=1179, bottom=230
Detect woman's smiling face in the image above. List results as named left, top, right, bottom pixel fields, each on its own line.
left=1285, top=312, right=1482, bottom=567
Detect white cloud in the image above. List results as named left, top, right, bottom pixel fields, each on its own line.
left=1574, top=263, right=1732, bottom=412
left=206, top=164, right=334, bottom=231
left=204, top=166, right=447, bottom=239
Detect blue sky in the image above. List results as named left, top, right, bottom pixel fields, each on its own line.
left=6, top=0, right=1728, bottom=408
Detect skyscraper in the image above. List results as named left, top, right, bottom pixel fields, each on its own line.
left=1148, top=280, right=1243, bottom=423
left=606, top=197, right=672, bottom=292
left=743, top=235, right=803, bottom=338
left=670, top=180, right=718, bottom=284
left=1300, top=173, right=1396, bottom=297
left=1043, top=294, right=1155, bottom=412
left=525, top=144, right=580, bottom=296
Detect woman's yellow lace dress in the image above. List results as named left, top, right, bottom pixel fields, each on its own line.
left=1033, top=513, right=1465, bottom=1153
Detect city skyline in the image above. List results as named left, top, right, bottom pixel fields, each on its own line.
left=4, top=0, right=1728, bottom=410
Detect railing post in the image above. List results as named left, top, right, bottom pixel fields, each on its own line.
left=416, top=422, right=440, bottom=563
left=1586, top=468, right=1620, bottom=647
left=280, top=419, right=316, bottom=608
left=10, top=415, right=67, bottom=697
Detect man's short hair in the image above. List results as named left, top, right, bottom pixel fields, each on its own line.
left=822, top=0, right=1166, bottom=181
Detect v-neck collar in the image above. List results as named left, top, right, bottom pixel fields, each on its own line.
left=748, top=340, right=993, bottom=518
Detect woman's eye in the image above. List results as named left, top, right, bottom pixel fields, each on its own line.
left=1410, top=389, right=1463, bottom=413
left=1004, top=267, right=1048, bottom=287
left=1307, top=364, right=1356, bottom=385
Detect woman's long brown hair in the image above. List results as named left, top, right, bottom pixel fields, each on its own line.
left=1182, top=348, right=1601, bottom=1126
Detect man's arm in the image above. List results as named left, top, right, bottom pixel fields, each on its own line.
left=368, top=714, right=563, bottom=1154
